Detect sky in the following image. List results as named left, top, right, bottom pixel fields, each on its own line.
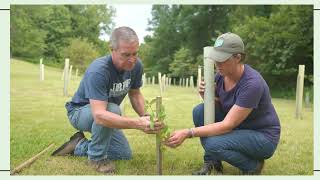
left=102, top=4, right=153, bottom=44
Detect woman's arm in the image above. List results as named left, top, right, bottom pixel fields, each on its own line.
left=165, top=104, right=252, bottom=148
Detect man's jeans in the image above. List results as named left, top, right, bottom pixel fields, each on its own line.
left=192, top=103, right=277, bottom=172
left=67, top=103, right=132, bottom=161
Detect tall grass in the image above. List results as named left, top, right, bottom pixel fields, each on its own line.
left=10, top=59, right=313, bottom=175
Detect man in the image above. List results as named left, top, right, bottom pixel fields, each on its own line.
left=52, top=26, right=163, bottom=174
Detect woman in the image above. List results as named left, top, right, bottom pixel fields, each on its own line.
left=165, top=32, right=281, bottom=175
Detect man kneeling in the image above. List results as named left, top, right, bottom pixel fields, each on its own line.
left=52, top=26, right=163, bottom=174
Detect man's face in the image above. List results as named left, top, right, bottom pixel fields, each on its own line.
left=112, top=41, right=139, bottom=71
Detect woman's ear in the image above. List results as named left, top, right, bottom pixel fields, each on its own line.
left=236, top=54, right=241, bottom=63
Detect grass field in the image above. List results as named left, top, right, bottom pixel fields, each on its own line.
left=10, top=59, right=314, bottom=175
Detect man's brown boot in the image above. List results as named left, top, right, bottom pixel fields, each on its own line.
left=51, top=131, right=85, bottom=156
left=88, top=159, right=116, bottom=174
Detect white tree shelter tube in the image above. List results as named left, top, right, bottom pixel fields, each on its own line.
left=203, top=46, right=215, bottom=125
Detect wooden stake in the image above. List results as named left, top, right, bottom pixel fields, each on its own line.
left=190, top=76, right=194, bottom=88
left=39, top=58, right=43, bottom=81
left=63, top=58, right=70, bottom=96
left=162, top=74, right=166, bottom=92
left=156, top=96, right=162, bottom=175
left=295, top=65, right=305, bottom=119
left=198, top=65, right=202, bottom=87
left=186, top=78, right=189, bottom=88
left=40, top=64, right=44, bottom=81
left=39, top=58, right=42, bottom=69
left=142, top=73, right=146, bottom=87
left=158, top=72, right=162, bottom=96
left=11, top=143, right=54, bottom=175
left=204, top=47, right=215, bottom=125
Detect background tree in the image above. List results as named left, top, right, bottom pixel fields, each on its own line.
left=10, top=6, right=49, bottom=59
left=11, top=5, right=313, bottom=98
left=10, top=5, right=115, bottom=65
left=43, top=6, right=72, bottom=62
left=63, top=38, right=99, bottom=73
left=232, top=6, right=313, bottom=88
left=169, top=47, right=199, bottom=78
left=142, top=5, right=232, bottom=76
left=141, top=5, right=313, bottom=98
left=66, top=5, right=115, bottom=56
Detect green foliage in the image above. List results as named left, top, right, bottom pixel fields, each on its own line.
left=142, top=5, right=313, bottom=95
left=43, top=6, right=72, bottom=61
left=66, top=5, right=115, bottom=46
left=169, top=47, right=199, bottom=78
left=11, top=5, right=314, bottom=98
left=10, top=6, right=48, bottom=58
left=144, top=98, right=172, bottom=150
left=231, top=5, right=313, bottom=88
left=62, top=38, right=99, bottom=73
left=143, top=5, right=231, bottom=76
left=228, top=5, right=273, bottom=26
left=11, top=5, right=115, bottom=65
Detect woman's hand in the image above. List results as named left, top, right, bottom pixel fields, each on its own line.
left=200, top=81, right=220, bottom=104
left=198, top=81, right=205, bottom=99
left=165, top=129, right=189, bottom=148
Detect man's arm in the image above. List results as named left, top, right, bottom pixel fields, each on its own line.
left=128, top=88, right=145, bottom=116
left=89, top=99, right=161, bottom=133
left=90, top=99, right=141, bottom=128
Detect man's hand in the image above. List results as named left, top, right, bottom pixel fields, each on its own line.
left=165, top=129, right=189, bottom=148
left=137, top=116, right=164, bottom=134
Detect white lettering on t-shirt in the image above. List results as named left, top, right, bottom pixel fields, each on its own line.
left=109, top=79, right=131, bottom=97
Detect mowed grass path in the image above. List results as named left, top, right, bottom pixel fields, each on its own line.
left=10, top=59, right=313, bottom=175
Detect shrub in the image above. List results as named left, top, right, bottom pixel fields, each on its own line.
left=63, top=38, right=100, bottom=73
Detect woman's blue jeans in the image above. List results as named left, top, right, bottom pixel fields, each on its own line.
left=192, top=103, right=277, bottom=172
left=67, top=103, right=132, bottom=161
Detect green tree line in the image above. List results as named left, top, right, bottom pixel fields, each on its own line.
left=140, top=5, right=313, bottom=97
left=11, top=5, right=313, bottom=98
left=11, top=5, right=115, bottom=72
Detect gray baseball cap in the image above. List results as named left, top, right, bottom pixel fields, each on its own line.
left=210, top=32, right=245, bottom=62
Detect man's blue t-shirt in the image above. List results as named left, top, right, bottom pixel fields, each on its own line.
left=66, top=55, right=143, bottom=112
left=215, top=64, right=281, bottom=144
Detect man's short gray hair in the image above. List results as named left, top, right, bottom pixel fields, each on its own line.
left=110, top=26, right=139, bottom=50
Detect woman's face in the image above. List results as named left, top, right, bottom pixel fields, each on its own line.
left=215, top=54, right=240, bottom=76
